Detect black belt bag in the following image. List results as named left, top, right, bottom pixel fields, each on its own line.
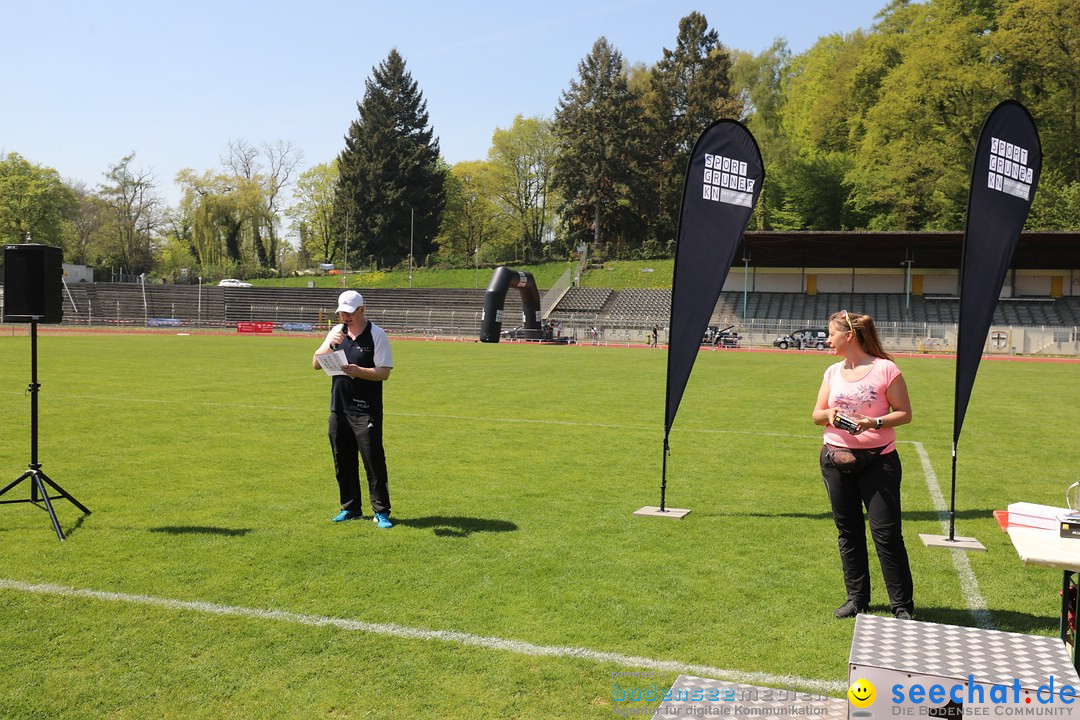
left=823, top=444, right=887, bottom=474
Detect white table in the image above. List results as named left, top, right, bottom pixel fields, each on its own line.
left=1005, top=503, right=1080, bottom=671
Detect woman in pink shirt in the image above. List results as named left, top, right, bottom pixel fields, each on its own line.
left=812, top=310, right=914, bottom=621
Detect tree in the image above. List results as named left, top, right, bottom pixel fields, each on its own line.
left=992, top=0, right=1080, bottom=184
left=63, top=181, right=111, bottom=266
left=437, top=160, right=508, bottom=265
left=1028, top=170, right=1080, bottom=230
left=98, top=153, right=163, bottom=274
left=0, top=152, right=77, bottom=247
left=286, top=161, right=340, bottom=265
left=222, top=139, right=303, bottom=268
left=846, top=0, right=1004, bottom=229
left=488, top=115, right=558, bottom=260
left=175, top=168, right=268, bottom=276
left=731, top=40, right=794, bottom=230
left=771, top=32, right=870, bottom=229
left=334, top=49, right=446, bottom=269
left=646, top=13, right=743, bottom=243
left=553, top=38, right=651, bottom=258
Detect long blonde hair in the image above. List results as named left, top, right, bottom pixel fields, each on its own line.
left=830, top=310, right=892, bottom=361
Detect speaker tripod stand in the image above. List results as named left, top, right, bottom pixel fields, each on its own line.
left=0, top=320, right=90, bottom=540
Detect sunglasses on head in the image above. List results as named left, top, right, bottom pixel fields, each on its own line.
left=842, top=310, right=855, bottom=334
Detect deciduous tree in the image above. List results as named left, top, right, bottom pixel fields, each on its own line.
left=489, top=115, right=557, bottom=260
left=98, top=153, right=162, bottom=274
left=286, top=161, right=339, bottom=265
left=221, top=139, right=302, bottom=268
left=992, top=0, right=1080, bottom=184
left=437, top=160, right=507, bottom=264
left=0, top=152, right=77, bottom=247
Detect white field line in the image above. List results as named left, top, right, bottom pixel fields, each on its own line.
left=0, top=578, right=846, bottom=695
left=911, top=441, right=994, bottom=630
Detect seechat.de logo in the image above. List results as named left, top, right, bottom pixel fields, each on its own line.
left=850, top=678, right=877, bottom=716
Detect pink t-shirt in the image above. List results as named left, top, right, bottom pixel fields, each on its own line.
left=823, top=357, right=901, bottom=453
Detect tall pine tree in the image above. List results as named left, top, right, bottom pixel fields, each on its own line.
left=335, top=49, right=446, bottom=269
left=646, top=12, right=742, bottom=245
left=552, top=38, right=650, bottom=258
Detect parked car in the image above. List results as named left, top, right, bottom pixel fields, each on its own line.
left=218, top=278, right=253, bottom=287
left=500, top=326, right=575, bottom=344
left=702, top=325, right=740, bottom=347
left=501, top=326, right=538, bottom=341
left=773, top=328, right=828, bottom=350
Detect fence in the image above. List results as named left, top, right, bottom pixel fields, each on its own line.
left=4, top=286, right=1079, bottom=355
left=541, top=314, right=1080, bottom=355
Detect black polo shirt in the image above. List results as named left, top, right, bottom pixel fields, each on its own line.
left=328, top=321, right=389, bottom=418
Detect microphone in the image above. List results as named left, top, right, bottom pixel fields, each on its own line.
left=330, top=323, right=347, bottom=350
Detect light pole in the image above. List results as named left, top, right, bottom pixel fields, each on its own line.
left=742, top=251, right=750, bottom=321
left=409, top=208, right=414, bottom=289
left=902, top=252, right=914, bottom=314
left=608, top=266, right=614, bottom=289
left=344, top=208, right=350, bottom=289
left=198, top=276, right=202, bottom=325
left=474, top=243, right=480, bottom=289
left=642, top=267, right=653, bottom=289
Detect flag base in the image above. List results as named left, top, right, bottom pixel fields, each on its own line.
left=634, top=506, right=691, bottom=519
left=919, top=533, right=986, bottom=552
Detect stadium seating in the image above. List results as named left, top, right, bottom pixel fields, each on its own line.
left=549, top=289, right=1076, bottom=328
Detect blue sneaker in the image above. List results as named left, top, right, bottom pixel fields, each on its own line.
left=373, top=512, right=393, bottom=529
left=332, top=509, right=362, bottom=523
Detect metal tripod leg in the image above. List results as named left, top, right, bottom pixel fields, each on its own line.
left=32, top=471, right=66, bottom=541
left=36, top=469, right=90, bottom=516
left=0, top=470, right=33, bottom=498
left=0, top=466, right=91, bottom=541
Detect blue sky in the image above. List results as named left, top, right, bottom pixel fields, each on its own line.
left=1, top=1, right=886, bottom=211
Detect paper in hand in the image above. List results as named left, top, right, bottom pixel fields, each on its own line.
left=316, top=349, right=349, bottom=376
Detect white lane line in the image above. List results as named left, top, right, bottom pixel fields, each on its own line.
left=0, top=578, right=846, bottom=694
left=912, top=441, right=994, bottom=630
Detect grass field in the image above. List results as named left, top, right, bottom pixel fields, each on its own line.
left=1, top=332, right=1078, bottom=719
left=248, top=258, right=675, bottom=291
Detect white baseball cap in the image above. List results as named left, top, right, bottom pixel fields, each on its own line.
left=336, top=290, right=364, bottom=313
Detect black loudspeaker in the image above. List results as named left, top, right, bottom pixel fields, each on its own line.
left=3, top=244, right=64, bottom=324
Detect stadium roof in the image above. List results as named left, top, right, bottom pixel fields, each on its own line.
left=739, top=231, right=1080, bottom=270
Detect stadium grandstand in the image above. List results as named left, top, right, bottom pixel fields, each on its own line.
left=5, top=231, right=1079, bottom=355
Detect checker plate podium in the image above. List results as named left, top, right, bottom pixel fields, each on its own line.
left=849, top=615, right=1078, bottom=717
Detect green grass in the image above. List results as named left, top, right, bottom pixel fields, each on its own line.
left=247, top=258, right=675, bottom=290
left=249, top=262, right=577, bottom=290
left=578, top=258, right=674, bottom=290
left=0, top=334, right=1077, bottom=718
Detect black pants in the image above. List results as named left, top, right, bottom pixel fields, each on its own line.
left=820, top=447, right=913, bottom=614
left=329, top=412, right=391, bottom=515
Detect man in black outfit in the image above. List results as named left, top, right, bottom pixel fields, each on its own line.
left=312, top=290, right=395, bottom=529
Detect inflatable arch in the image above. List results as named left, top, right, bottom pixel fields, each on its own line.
left=479, top=266, right=542, bottom=343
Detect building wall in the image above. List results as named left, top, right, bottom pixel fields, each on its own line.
left=921, top=272, right=959, bottom=295
left=716, top=266, right=1072, bottom=298
left=1014, top=272, right=1052, bottom=296
left=63, top=263, right=94, bottom=283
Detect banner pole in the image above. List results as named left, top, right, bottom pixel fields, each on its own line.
left=949, top=442, right=958, bottom=542
left=660, top=433, right=669, bottom=512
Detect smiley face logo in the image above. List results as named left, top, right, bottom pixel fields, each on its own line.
left=848, top=678, right=876, bottom=708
